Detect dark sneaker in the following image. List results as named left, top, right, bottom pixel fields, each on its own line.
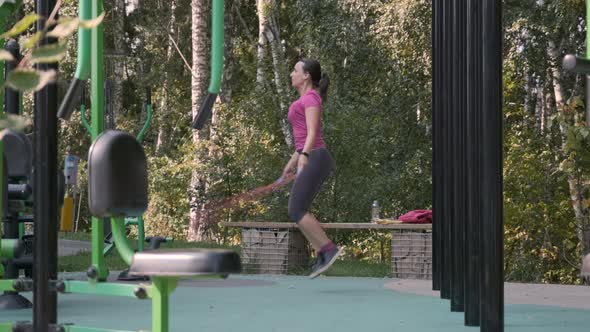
left=309, top=246, right=343, bottom=279
left=310, top=255, right=324, bottom=272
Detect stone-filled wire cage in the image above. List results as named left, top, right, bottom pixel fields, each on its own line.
left=241, top=228, right=309, bottom=274
left=391, top=230, right=432, bottom=279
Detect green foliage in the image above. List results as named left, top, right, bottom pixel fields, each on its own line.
left=0, top=2, right=104, bottom=96
left=502, top=0, right=588, bottom=283
left=5, top=67, right=55, bottom=91
left=50, top=0, right=589, bottom=283
left=143, top=144, right=194, bottom=239
left=1, top=12, right=38, bottom=38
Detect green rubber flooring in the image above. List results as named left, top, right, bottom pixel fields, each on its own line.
left=0, top=275, right=587, bottom=331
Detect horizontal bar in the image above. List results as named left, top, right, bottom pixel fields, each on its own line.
left=64, top=325, right=138, bottom=332
left=0, top=279, right=17, bottom=292
left=220, top=222, right=432, bottom=230
left=63, top=280, right=151, bottom=298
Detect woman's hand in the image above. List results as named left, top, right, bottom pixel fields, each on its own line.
left=297, top=154, right=309, bottom=174
left=282, top=162, right=295, bottom=179
left=282, top=152, right=299, bottom=179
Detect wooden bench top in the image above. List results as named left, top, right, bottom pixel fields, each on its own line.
left=220, top=222, right=431, bottom=230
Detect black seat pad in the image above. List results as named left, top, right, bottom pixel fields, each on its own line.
left=129, top=249, right=241, bottom=277
left=88, top=130, right=148, bottom=217
left=0, top=129, right=32, bottom=179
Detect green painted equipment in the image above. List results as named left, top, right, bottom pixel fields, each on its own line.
left=39, top=0, right=242, bottom=331
left=192, top=0, right=224, bottom=129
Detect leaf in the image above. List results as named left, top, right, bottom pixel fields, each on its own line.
left=79, top=12, right=105, bottom=29
left=46, top=18, right=80, bottom=38
left=583, top=199, right=590, bottom=209
left=0, top=50, right=14, bottom=61
left=0, top=114, right=30, bottom=132
left=30, top=42, right=68, bottom=64
left=5, top=68, right=56, bottom=92
left=22, top=31, right=44, bottom=50
left=2, top=14, right=41, bottom=38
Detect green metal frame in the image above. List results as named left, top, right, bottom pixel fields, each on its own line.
left=209, top=0, right=224, bottom=95
left=87, top=0, right=108, bottom=282
left=30, top=0, right=201, bottom=331
left=74, top=0, right=152, bottom=258
left=136, top=100, right=152, bottom=142
left=191, top=0, right=224, bottom=129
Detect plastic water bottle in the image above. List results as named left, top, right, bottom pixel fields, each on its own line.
left=371, top=200, right=380, bottom=223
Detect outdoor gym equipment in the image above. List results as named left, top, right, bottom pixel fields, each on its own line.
left=0, top=33, right=66, bottom=310
left=58, top=5, right=157, bottom=279
left=0, top=6, right=32, bottom=309
left=192, top=0, right=223, bottom=129
left=1, top=0, right=241, bottom=331
left=0, top=129, right=31, bottom=310
left=562, top=0, right=590, bottom=278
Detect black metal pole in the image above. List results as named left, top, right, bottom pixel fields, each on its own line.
left=432, top=0, right=442, bottom=292
left=439, top=0, right=452, bottom=300
left=4, top=39, right=20, bottom=115
left=450, top=0, right=466, bottom=313
left=465, top=0, right=482, bottom=326
left=481, top=0, right=503, bottom=331
left=33, top=0, right=59, bottom=331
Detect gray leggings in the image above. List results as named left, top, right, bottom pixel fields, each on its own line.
left=288, top=148, right=333, bottom=223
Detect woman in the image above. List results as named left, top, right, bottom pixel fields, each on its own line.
left=282, top=58, right=342, bottom=279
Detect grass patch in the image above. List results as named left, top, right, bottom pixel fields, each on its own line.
left=59, top=231, right=92, bottom=241
left=323, top=259, right=390, bottom=278
left=287, top=259, right=390, bottom=277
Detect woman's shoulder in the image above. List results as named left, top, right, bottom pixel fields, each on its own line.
left=301, top=89, right=322, bottom=106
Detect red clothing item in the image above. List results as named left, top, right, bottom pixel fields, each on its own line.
left=399, top=210, right=432, bottom=224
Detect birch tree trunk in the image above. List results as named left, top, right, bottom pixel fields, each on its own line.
left=112, top=0, right=126, bottom=126
left=208, top=0, right=235, bottom=216
left=548, top=40, right=590, bottom=257
left=535, top=76, right=545, bottom=132
left=156, top=0, right=178, bottom=154
left=188, top=0, right=211, bottom=242
left=260, top=0, right=293, bottom=147
left=256, top=0, right=267, bottom=87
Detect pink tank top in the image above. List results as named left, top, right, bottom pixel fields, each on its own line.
left=287, top=89, right=326, bottom=151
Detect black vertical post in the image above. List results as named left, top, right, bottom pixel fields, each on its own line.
left=481, top=0, right=503, bottom=331
left=4, top=39, right=20, bottom=115
left=33, top=0, right=59, bottom=331
left=146, top=86, right=152, bottom=105
left=439, top=0, right=452, bottom=300
left=432, top=0, right=442, bottom=292
left=465, top=0, right=482, bottom=326
left=450, top=0, right=466, bottom=313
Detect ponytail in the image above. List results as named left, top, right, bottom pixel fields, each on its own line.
left=318, top=73, right=330, bottom=102
left=300, top=58, right=330, bottom=102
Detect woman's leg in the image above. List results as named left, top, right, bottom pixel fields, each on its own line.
left=287, top=149, right=341, bottom=277
left=288, top=148, right=333, bottom=247
left=298, top=212, right=331, bottom=252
